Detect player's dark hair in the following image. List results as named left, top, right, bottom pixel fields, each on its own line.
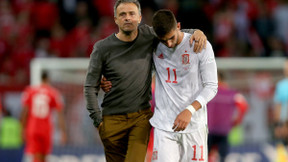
left=152, top=9, right=177, bottom=38
left=218, top=71, right=225, bottom=81
left=41, top=71, right=49, bottom=82
left=114, top=0, right=141, bottom=17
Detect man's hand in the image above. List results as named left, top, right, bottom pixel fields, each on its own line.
left=100, top=77, right=112, bottom=93
left=97, top=122, right=103, bottom=131
left=190, top=29, right=207, bottom=53
left=172, top=109, right=192, bottom=132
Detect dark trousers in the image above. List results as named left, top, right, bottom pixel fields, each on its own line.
left=99, top=108, right=153, bottom=162
left=208, top=134, right=228, bottom=162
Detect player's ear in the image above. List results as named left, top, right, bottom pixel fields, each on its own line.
left=177, top=22, right=181, bottom=30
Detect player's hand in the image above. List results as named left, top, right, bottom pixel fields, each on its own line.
left=97, top=122, right=103, bottom=131
left=172, top=109, right=192, bottom=132
left=190, top=29, right=207, bottom=53
left=100, top=77, right=112, bottom=93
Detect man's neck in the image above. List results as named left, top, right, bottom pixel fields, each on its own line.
left=116, top=30, right=138, bottom=42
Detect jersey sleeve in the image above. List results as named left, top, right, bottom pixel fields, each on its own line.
left=195, top=41, right=218, bottom=107
left=50, top=88, right=64, bottom=111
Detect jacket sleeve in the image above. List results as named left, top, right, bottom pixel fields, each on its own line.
left=84, top=43, right=103, bottom=127
left=181, top=29, right=196, bottom=34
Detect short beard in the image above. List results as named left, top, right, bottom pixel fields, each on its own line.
left=123, top=30, right=132, bottom=36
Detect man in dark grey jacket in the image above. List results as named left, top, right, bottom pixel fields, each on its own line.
left=84, top=0, right=207, bottom=161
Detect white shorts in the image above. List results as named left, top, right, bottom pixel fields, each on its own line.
left=151, top=126, right=208, bottom=162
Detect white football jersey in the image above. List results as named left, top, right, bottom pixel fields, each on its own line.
left=150, top=33, right=218, bottom=133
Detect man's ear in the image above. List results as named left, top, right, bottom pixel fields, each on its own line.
left=138, top=15, right=142, bottom=24
left=114, top=16, right=118, bottom=25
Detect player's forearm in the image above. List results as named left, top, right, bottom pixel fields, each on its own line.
left=274, top=104, right=282, bottom=122
left=57, top=110, right=66, bottom=133
left=20, top=107, right=28, bottom=128
left=196, top=80, right=218, bottom=107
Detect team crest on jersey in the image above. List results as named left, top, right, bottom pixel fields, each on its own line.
left=158, top=53, right=164, bottom=59
left=182, top=54, right=190, bottom=64
left=152, top=150, right=158, bottom=160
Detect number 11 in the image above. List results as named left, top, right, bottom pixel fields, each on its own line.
left=192, top=145, right=205, bottom=161
left=166, top=67, right=178, bottom=83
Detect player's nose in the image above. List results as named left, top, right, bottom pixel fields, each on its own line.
left=167, top=41, right=173, bottom=48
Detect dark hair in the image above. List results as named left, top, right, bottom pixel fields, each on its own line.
left=217, top=71, right=225, bottom=81
left=152, top=9, right=177, bottom=38
left=41, top=71, right=49, bottom=81
left=114, top=0, right=141, bottom=17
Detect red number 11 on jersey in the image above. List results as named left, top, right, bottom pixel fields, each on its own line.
left=166, top=67, right=178, bottom=83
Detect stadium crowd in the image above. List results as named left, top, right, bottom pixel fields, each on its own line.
left=0, top=0, right=288, bottom=87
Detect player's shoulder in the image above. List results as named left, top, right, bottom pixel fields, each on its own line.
left=23, top=85, right=33, bottom=91
left=22, top=85, right=33, bottom=96
left=45, top=85, right=61, bottom=95
left=277, top=78, right=288, bottom=87
left=183, top=33, right=212, bottom=52
left=195, top=40, right=213, bottom=55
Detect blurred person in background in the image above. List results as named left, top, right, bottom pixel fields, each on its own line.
left=20, top=71, right=67, bottom=162
left=0, top=107, right=22, bottom=149
left=0, top=107, right=23, bottom=162
left=273, top=58, right=288, bottom=146
left=207, top=71, right=249, bottom=162
left=84, top=0, right=207, bottom=161
left=0, top=94, right=2, bottom=118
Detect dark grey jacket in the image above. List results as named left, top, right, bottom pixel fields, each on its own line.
left=84, top=25, right=157, bottom=127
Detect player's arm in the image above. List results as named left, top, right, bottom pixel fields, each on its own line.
left=173, top=41, right=218, bottom=132
left=52, top=90, right=67, bottom=145
left=273, top=84, right=282, bottom=123
left=84, top=43, right=104, bottom=129
left=20, top=105, right=29, bottom=142
left=232, top=93, right=249, bottom=126
left=274, top=103, right=282, bottom=123
left=56, top=108, right=67, bottom=145
left=20, top=88, right=30, bottom=140
left=191, top=41, right=218, bottom=108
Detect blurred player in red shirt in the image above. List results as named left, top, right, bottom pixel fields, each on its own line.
left=21, top=71, right=67, bottom=162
